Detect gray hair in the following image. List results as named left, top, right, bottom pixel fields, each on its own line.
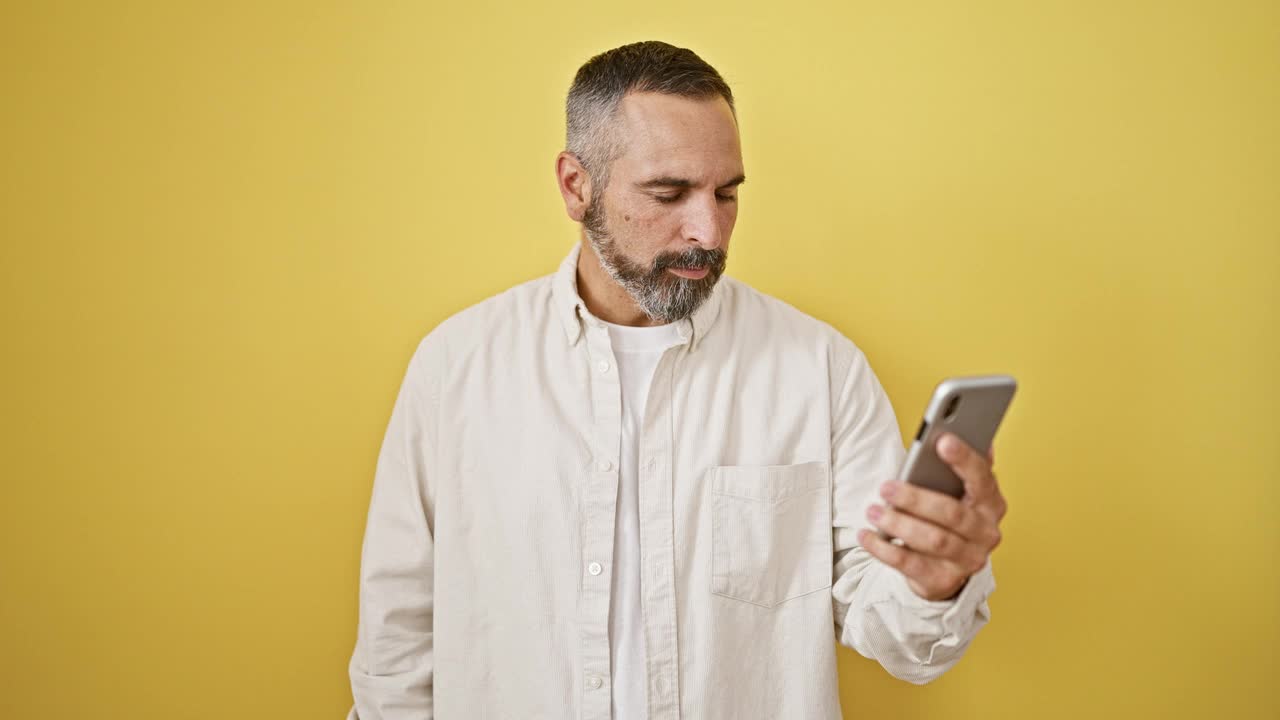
left=565, top=41, right=736, bottom=199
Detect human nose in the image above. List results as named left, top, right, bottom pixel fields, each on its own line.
left=683, top=194, right=724, bottom=251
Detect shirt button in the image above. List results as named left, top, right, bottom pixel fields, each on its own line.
left=597, top=360, right=611, bottom=373
left=587, top=675, right=603, bottom=689
left=588, top=561, right=603, bottom=576
left=596, top=459, right=612, bottom=472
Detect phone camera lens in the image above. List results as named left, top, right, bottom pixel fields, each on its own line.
left=942, top=395, right=960, bottom=421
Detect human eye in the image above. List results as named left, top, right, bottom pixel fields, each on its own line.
left=654, top=193, right=682, bottom=204
left=716, top=193, right=737, bottom=203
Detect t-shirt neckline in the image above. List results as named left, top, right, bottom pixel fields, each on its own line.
left=599, top=318, right=685, bottom=352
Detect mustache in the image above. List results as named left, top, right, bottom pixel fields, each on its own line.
left=652, top=248, right=726, bottom=272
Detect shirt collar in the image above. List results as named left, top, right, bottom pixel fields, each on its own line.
left=551, top=241, right=726, bottom=352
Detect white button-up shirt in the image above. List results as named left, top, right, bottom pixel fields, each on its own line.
left=346, top=241, right=996, bottom=720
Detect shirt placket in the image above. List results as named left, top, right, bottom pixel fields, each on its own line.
left=579, top=314, right=622, bottom=720
left=636, top=322, right=691, bottom=720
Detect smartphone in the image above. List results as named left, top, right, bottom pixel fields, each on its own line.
left=880, top=375, right=1017, bottom=544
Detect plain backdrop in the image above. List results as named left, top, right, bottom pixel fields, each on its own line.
left=1, top=1, right=1276, bottom=718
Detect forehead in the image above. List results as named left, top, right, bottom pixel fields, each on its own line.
left=612, top=91, right=743, bottom=183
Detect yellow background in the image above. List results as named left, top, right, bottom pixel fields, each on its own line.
left=2, top=1, right=1276, bottom=718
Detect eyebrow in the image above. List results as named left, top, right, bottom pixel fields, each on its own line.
left=635, top=173, right=747, bottom=190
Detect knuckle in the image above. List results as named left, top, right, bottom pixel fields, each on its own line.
left=925, top=528, right=949, bottom=555
left=962, top=456, right=983, bottom=479
left=943, top=501, right=965, bottom=529
left=990, top=528, right=1003, bottom=550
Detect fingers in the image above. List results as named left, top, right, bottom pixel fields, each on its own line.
left=937, top=432, right=998, bottom=502
left=866, top=502, right=989, bottom=574
left=878, top=480, right=998, bottom=547
left=856, top=527, right=973, bottom=601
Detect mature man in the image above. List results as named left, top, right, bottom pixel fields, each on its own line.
left=346, top=40, right=1005, bottom=720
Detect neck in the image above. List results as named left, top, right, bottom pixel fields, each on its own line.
left=575, top=236, right=667, bottom=327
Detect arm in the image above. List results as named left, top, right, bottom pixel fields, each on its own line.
left=829, top=341, right=996, bottom=685
left=347, top=337, right=440, bottom=718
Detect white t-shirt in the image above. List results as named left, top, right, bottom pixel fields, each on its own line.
left=600, top=317, right=685, bottom=720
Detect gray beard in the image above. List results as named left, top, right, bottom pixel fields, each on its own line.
left=582, top=195, right=727, bottom=324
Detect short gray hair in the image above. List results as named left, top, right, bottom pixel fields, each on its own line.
left=565, top=41, right=736, bottom=198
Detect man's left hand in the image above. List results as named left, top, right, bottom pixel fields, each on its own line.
left=857, top=432, right=1007, bottom=601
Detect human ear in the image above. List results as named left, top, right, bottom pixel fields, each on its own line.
left=554, top=151, right=592, bottom=222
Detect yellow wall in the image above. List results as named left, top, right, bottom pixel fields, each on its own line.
left=2, top=1, right=1275, bottom=718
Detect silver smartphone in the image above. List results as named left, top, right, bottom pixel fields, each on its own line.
left=879, top=374, right=1016, bottom=544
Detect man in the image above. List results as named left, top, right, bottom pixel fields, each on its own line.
left=346, top=40, right=1006, bottom=720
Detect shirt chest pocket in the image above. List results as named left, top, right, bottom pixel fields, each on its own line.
left=708, top=460, right=832, bottom=608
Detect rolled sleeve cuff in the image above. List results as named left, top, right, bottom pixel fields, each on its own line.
left=873, top=558, right=996, bottom=667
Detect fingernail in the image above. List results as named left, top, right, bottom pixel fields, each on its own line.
left=867, top=504, right=883, bottom=522
left=880, top=481, right=899, bottom=500
left=939, top=434, right=959, bottom=459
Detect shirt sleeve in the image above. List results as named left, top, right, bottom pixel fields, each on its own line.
left=347, top=335, right=440, bottom=718
left=828, top=339, right=996, bottom=685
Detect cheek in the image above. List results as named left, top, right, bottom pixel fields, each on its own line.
left=620, top=204, right=671, bottom=233
left=721, top=205, right=739, bottom=230
left=611, top=206, right=666, bottom=256
left=616, top=199, right=651, bottom=225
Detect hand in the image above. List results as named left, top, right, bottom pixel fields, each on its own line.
left=857, top=432, right=1007, bottom=601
